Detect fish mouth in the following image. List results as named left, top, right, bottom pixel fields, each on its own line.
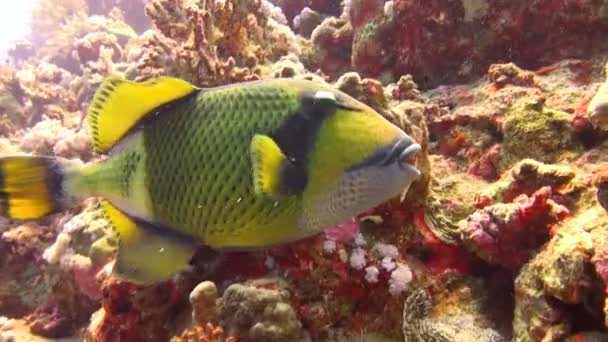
left=398, top=143, right=422, bottom=169
left=382, top=137, right=422, bottom=175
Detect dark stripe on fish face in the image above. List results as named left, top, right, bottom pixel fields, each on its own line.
left=270, top=91, right=342, bottom=195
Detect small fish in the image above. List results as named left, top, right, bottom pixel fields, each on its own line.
left=0, top=77, right=421, bottom=284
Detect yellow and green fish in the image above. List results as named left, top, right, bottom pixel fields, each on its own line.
left=0, top=76, right=421, bottom=284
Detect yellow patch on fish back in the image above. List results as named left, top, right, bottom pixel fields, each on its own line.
left=88, top=76, right=197, bottom=153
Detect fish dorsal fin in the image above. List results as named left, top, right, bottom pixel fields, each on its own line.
left=88, top=76, right=197, bottom=153
left=250, top=134, right=306, bottom=198
left=101, top=200, right=196, bottom=284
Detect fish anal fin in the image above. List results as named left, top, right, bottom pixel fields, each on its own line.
left=101, top=201, right=196, bottom=284
left=88, top=76, right=197, bottom=153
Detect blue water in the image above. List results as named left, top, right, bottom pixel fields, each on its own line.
left=0, top=1, right=36, bottom=62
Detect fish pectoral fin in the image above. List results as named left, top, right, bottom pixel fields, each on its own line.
left=88, top=76, right=197, bottom=153
left=101, top=201, right=196, bottom=284
left=249, top=134, right=294, bottom=199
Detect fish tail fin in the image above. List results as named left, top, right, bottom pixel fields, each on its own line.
left=0, top=155, right=81, bottom=220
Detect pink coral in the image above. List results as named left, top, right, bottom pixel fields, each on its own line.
left=467, top=144, right=500, bottom=181
left=461, top=186, right=569, bottom=269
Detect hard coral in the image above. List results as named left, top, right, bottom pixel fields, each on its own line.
left=142, top=0, right=298, bottom=86
left=308, top=17, right=353, bottom=76
left=218, top=279, right=304, bottom=342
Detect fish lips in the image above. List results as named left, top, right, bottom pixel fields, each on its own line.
left=380, top=137, right=422, bottom=175
left=398, top=143, right=422, bottom=176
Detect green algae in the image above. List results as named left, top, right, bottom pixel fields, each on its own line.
left=498, top=101, right=581, bottom=172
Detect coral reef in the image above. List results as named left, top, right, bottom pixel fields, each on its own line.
left=513, top=205, right=608, bottom=340
left=2, top=0, right=608, bottom=341
left=320, top=0, right=608, bottom=87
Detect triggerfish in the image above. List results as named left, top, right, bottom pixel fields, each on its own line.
left=0, top=77, right=421, bottom=284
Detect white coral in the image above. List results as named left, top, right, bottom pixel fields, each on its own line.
left=388, top=263, right=413, bottom=296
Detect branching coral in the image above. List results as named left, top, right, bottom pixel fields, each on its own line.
left=139, top=0, right=299, bottom=86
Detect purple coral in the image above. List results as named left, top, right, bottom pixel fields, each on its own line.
left=461, top=186, right=569, bottom=269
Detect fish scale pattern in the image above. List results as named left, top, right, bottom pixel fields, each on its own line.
left=143, top=83, right=302, bottom=245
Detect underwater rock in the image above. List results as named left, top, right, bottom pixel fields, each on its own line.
left=218, top=279, right=304, bottom=342
left=460, top=186, right=569, bottom=269
left=514, top=205, right=608, bottom=340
